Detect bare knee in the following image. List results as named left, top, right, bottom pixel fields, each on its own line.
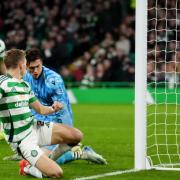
left=52, top=124, right=83, bottom=145
left=73, top=128, right=83, bottom=143
left=47, top=167, right=63, bottom=178
left=35, top=154, right=63, bottom=178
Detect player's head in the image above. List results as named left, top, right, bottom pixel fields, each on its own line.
left=26, top=48, right=43, bottom=79
left=4, top=49, right=27, bottom=77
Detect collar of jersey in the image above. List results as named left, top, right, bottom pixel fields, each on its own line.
left=7, top=73, right=24, bottom=82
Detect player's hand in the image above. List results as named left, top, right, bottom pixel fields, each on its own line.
left=52, top=101, right=63, bottom=112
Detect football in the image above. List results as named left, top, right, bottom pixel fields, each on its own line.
left=0, top=39, right=5, bottom=58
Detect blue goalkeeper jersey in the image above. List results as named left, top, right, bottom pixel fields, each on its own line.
left=24, top=66, right=73, bottom=126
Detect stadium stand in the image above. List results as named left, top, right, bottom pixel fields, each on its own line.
left=147, top=0, right=180, bottom=88
left=0, top=0, right=135, bottom=84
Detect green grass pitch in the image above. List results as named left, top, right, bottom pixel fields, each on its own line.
left=1, top=104, right=180, bottom=179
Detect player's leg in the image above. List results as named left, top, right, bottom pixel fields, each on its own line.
left=51, top=123, right=83, bottom=145
left=50, top=123, right=107, bottom=164
left=40, top=122, right=107, bottom=164
left=41, top=144, right=81, bottom=164
left=35, top=154, right=63, bottom=178
left=19, top=152, right=63, bottom=178
left=48, top=123, right=83, bottom=160
left=40, top=116, right=77, bottom=164
left=36, top=121, right=83, bottom=145
left=3, top=142, right=22, bottom=161
left=55, top=144, right=82, bottom=164
left=51, top=115, right=82, bottom=164
left=36, top=121, right=83, bottom=160
left=18, top=129, right=63, bottom=178
left=3, top=121, right=82, bottom=164
left=55, top=144, right=107, bottom=165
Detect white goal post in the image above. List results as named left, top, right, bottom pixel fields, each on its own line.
left=135, top=0, right=180, bottom=170
left=135, top=0, right=147, bottom=170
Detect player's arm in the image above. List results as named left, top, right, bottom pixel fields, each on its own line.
left=28, top=85, right=63, bottom=115
left=30, top=100, right=63, bottom=115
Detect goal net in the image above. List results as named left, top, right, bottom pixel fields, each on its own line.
left=147, top=0, right=180, bottom=169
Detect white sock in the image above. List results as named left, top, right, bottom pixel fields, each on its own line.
left=24, top=165, right=43, bottom=178
left=49, top=144, right=71, bottom=160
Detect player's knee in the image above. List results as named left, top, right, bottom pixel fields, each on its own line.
left=54, top=168, right=63, bottom=178
left=73, top=128, right=83, bottom=143
left=48, top=167, right=63, bottom=178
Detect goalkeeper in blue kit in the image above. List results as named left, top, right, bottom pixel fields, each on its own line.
left=20, top=48, right=106, bottom=165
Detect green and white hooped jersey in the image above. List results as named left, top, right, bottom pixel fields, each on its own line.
left=0, top=75, right=37, bottom=143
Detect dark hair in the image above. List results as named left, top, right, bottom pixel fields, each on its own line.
left=4, top=49, right=25, bottom=69
left=26, top=48, right=43, bottom=64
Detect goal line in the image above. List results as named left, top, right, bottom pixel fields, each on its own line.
left=74, top=169, right=140, bottom=180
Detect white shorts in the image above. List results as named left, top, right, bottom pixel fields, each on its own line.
left=14, top=121, right=53, bottom=166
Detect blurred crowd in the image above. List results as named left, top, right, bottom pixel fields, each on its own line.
left=147, top=0, right=180, bottom=88
left=0, top=0, right=135, bottom=83
left=63, top=15, right=135, bottom=84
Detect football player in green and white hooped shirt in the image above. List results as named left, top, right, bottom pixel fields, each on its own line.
left=0, top=49, right=83, bottom=178
left=0, top=73, right=37, bottom=142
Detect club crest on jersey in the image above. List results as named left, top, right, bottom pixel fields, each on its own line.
left=47, top=77, right=61, bottom=87
left=31, top=150, right=38, bottom=157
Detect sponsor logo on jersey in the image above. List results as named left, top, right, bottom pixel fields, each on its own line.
left=19, top=94, right=26, bottom=100
left=15, top=101, right=28, bottom=107
left=10, top=87, right=17, bottom=92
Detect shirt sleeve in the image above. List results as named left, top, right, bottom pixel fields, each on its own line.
left=23, top=80, right=37, bottom=104
left=29, top=89, right=38, bottom=104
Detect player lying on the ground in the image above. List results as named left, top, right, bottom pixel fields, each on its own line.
left=0, top=48, right=85, bottom=178
left=3, top=48, right=107, bottom=165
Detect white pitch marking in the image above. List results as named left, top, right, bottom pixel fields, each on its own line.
left=74, top=169, right=140, bottom=180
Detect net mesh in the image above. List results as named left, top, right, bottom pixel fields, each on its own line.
left=147, top=0, right=180, bottom=168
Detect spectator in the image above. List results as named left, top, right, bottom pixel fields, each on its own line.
left=1, top=0, right=135, bottom=83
